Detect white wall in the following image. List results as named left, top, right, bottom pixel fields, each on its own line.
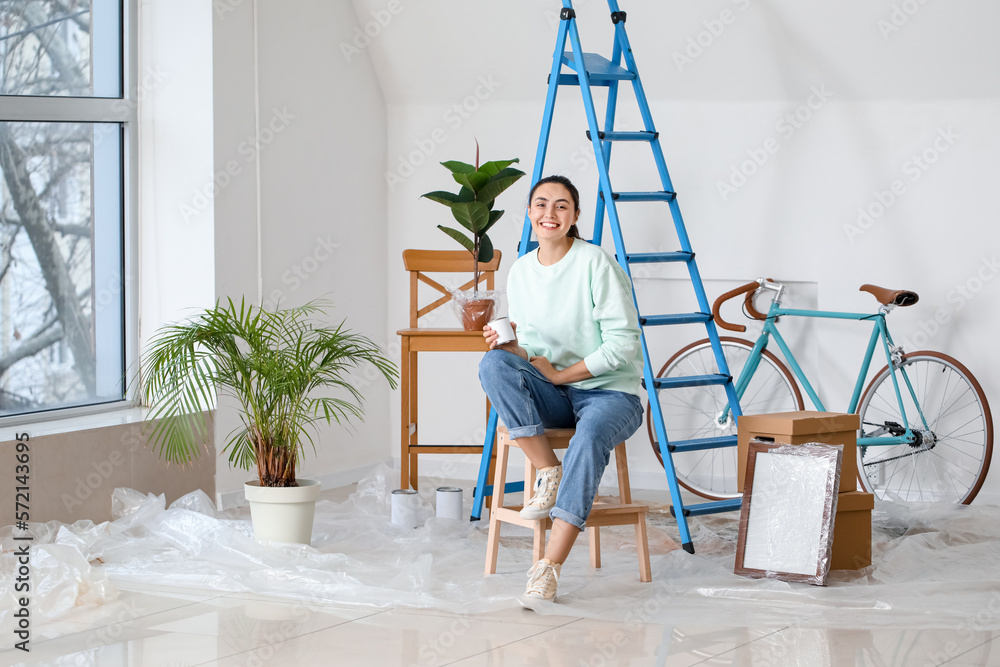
left=363, top=0, right=1000, bottom=498
left=212, top=0, right=391, bottom=498
left=139, top=0, right=215, bottom=351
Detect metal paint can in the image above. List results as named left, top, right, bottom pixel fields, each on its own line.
left=391, top=489, right=421, bottom=528
left=436, top=487, right=463, bottom=521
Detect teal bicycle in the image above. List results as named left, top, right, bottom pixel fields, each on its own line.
left=647, top=278, right=993, bottom=504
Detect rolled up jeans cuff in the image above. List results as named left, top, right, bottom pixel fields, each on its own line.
left=549, top=506, right=586, bottom=532
left=506, top=424, right=547, bottom=439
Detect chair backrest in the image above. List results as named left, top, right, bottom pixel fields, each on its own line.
left=402, top=249, right=502, bottom=328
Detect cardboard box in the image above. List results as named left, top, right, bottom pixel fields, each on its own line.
left=831, top=490, right=874, bottom=570
left=738, top=411, right=859, bottom=493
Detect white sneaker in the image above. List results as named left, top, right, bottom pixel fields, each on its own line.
left=519, top=465, right=562, bottom=520
left=522, top=558, right=561, bottom=602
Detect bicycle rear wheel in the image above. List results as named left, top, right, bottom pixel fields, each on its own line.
left=647, top=337, right=804, bottom=500
left=857, top=351, right=993, bottom=504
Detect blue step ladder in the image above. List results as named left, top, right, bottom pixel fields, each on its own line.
left=471, top=0, right=744, bottom=554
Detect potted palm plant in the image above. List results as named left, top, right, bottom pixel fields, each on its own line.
left=421, top=145, right=525, bottom=330
left=139, top=299, right=397, bottom=545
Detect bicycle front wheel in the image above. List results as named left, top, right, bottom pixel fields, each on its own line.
left=857, top=351, right=993, bottom=504
left=647, top=337, right=804, bottom=500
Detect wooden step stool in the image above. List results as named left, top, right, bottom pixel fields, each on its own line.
left=484, top=426, right=652, bottom=582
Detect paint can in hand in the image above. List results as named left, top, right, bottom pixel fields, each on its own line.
left=487, top=316, right=515, bottom=345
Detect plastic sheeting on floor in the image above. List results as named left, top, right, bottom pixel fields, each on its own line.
left=3, top=464, right=1000, bottom=636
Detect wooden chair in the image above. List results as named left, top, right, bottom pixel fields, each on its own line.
left=396, top=249, right=502, bottom=491
left=484, top=426, right=652, bottom=582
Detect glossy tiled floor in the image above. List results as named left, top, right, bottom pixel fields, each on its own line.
left=6, top=480, right=1000, bottom=666
left=7, top=579, right=1000, bottom=666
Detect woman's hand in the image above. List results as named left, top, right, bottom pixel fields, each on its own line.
left=483, top=322, right=527, bottom=359
left=529, top=356, right=561, bottom=384
left=530, top=357, right=594, bottom=386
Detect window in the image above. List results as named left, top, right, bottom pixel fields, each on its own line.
left=0, top=0, right=134, bottom=418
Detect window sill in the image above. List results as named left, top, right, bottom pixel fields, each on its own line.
left=2, top=404, right=152, bottom=440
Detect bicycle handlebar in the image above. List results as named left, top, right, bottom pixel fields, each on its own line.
left=712, top=281, right=759, bottom=332
left=712, top=278, right=777, bottom=331
left=744, top=280, right=774, bottom=321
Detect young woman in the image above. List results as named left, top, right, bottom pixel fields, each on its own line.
left=479, top=175, right=644, bottom=603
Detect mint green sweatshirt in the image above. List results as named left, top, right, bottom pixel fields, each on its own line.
left=507, top=238, right=643, bottom=397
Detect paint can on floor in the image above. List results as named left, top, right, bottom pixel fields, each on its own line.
left=436, top=487, right=463, bottom=521
left=391, top=489, right=421, bottom=529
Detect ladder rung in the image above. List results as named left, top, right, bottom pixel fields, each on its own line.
left=599, top=191, right=676, bottom=203
left=526, top=235, right=618, bottom=253
left=475, top=481, right=525, bottom=496
left=555, top=73, right=616, bottom=87
left=587, top=130, right=658, bottom=142
left=561, top=52, right=635, bottom=83
left=640, top=313, right=711, bottom=326
left=643, top=374, right=730, bottom=390
left=671, top=498, right=743, bottom=517
left=667, top=435, right=738, bottom=453
left=624, top=251, right=693, bottom=264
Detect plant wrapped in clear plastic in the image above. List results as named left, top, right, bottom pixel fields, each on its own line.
left=421, top=143, right=525, bottom=331
left=450, top=288, right=504, bottom=332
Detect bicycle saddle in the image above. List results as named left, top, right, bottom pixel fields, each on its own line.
left=859, top=284, right=919, bottom=307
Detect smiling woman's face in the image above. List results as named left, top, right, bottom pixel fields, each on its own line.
left=528, top=182, right=580, bottom=242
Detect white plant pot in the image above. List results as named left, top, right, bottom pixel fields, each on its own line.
left=244, top=478, right=322, bottom=545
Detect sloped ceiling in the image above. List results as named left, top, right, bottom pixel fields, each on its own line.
left=353, top=0, right=1000, bottom=103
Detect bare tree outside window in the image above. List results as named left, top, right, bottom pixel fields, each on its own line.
left=0, top=0, right=126, bottom=417
left=0, top=0, right=95, bottom=97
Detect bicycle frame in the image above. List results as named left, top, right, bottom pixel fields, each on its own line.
left=727, top=284, right=931, bottom=448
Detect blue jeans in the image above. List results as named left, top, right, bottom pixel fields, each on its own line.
left=478, top=350, right=644, bottom=531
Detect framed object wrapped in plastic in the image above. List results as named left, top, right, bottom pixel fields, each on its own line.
left=734, top=441, right=843, bottom=586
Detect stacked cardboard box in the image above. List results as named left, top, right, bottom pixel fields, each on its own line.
left=737, top=411, right=873, bottom=570
left=831, top=490, right=874, bottom=569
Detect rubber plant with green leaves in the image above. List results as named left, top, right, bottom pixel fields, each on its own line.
left=421, top=145, right=525, bottom=330
left=139, top=299, right=398, bottom=489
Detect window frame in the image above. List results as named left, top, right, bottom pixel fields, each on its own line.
left=0, top=0, right=138, bottom=425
